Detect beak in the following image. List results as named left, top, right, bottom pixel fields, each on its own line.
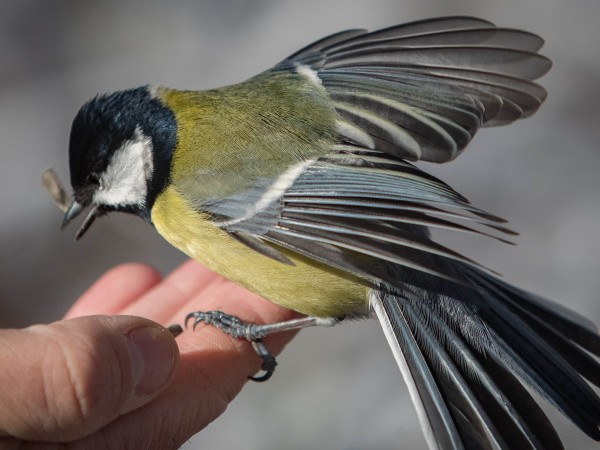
left=75, top=206, right=104, bottom=240
left=62, top=201, right=84, bottom=230
left=62, top=201, right=105, bottom=240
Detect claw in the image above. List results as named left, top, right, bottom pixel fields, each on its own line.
left=185, top=310, right=279, bottom=381
left=183, top=311, right=337, bottom=382
left=249, top=340, right=278, bottom=382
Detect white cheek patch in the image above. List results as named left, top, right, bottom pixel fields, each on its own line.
left=93, top=127, right=154, bottom=207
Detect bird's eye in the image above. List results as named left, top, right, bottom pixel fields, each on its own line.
left=86, top=172, right=103, bottom=190
left=86, top=172, right=99, bottom=185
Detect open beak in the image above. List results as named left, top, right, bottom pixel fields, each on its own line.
left=62, top=201, right=83, bottom=229
left=62, top=201, right=105, bottom=240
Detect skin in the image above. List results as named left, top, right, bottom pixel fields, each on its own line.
left=0, top=260, right=298, bottom=449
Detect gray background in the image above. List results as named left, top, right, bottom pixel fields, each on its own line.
left=1, top=0, right=599, bottom=449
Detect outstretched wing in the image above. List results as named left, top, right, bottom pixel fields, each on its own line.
left=274, top=16, right=551, bottom=162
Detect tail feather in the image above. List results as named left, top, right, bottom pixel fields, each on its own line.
left=469, top=271, right=600, bottom=354
left=372, top=292, right=465, bottom=450
left=371, top=261, right=600, bottom=449
left=372, top=289, right=564, bottom=450
left=466, top=271, right=600, bottom=384
left=479, top=300, right=600, bottom=440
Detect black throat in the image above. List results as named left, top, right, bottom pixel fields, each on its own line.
left=134, top=87, right=178, bottom=216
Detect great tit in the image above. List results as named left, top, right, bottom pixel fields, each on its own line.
left=60, top=16, right=600, bottom=450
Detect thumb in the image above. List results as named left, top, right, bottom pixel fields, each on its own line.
left=0, top=315, right=179, bottom=442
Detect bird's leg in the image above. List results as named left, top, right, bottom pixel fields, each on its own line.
left=184, top=311, right=339, bottom=381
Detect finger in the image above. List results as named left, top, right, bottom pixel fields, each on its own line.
left=0, top=316, right=178, bottom=442
left=64, top=264, right=162, bottom=319
left=67, top=297, right=299, bottom=449
left=121, top=260, right=225, bottom=324
left=120, top=258, right=301, bottom=372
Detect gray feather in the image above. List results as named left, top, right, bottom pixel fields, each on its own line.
left=276, top=16, right=551, bottom=162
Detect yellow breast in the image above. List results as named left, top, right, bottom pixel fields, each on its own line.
left=151, top=185, right=369, bottom=318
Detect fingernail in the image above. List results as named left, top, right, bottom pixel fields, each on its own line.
left=128, top=326, right=177, bottom=395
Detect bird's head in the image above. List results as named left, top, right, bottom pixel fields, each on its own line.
left=63, top=86, right=177, bottom=239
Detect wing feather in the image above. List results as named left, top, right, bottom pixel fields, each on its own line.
left=275, top=16, right=551, bottom=162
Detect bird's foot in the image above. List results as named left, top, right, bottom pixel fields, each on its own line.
left=184, top=311, right=339, bottom=382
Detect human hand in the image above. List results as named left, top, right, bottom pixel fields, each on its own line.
left=0, top=260, right=299, bottom=449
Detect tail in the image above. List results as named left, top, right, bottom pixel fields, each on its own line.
left=371, top=266, right=600, bottom=450
left=275, top=16, right=551, bottom=163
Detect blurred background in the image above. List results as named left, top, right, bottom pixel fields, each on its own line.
left=1, top=0, right=599, bottom=448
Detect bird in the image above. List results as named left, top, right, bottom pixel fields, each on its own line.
left=60, top=16, right=600, bottom=449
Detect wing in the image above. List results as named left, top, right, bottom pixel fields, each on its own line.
left=273, top=16, right=551, bottom=162
left=202, top=146, right=600, bottom=449
left=208, top=145, right=514, bottom=283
